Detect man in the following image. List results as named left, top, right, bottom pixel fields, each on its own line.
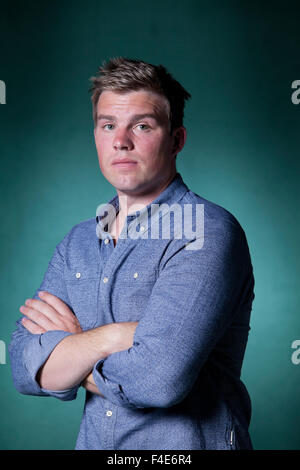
left=9, top=57, right=255, bottom=450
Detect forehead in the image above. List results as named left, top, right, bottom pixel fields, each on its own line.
left=96, top=89, right=170, bottom=118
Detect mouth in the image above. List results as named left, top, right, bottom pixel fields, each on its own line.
left=112, top=159, right=138, bottom=168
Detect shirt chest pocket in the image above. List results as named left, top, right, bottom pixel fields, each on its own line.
left=111, top=267, right=158, bottom=322
left=65, top=276, right=99, bottom=331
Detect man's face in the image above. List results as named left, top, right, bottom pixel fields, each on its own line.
left=94, top=89, right=184, bottom=198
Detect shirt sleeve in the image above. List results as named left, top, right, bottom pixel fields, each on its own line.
left=92, top=223, right=254, bottom=409
left=8, top=235, right=80, bottom=401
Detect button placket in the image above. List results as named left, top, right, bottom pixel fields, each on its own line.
left=101, top=403, right=117, bottom=449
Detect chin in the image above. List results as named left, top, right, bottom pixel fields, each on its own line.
left=113, top=176, right=143, bottom=191
left=116, top=184, right=141, bottom=194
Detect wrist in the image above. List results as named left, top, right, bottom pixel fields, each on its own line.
left=99, top=321, right=138, bottom=356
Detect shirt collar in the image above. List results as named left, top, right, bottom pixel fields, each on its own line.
left=96, top=172, right=189, bottom=239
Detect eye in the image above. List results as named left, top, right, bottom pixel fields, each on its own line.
left=103, top=123, right=114, bottom=130
left=136, top=123, right=150, bottom=131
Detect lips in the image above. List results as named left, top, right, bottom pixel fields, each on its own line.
left=112, top=159, right=137, bottom=165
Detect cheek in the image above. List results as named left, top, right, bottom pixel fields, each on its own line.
left=95, top=137, right=110, bottom=162
left=140, top=136, right=166, bottom=157
left=141, top=138, right=171, bottom=167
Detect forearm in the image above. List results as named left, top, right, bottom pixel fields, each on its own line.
left=37, top=321, right=138, bottom=391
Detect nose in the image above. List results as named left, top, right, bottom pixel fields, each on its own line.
left=113, top=129, right=134, bottom=151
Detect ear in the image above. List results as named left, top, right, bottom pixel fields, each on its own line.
left=172, top=126, right=187, bottom=156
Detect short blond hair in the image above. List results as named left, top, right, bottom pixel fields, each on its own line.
left=89, top=57, right=191, bottom=132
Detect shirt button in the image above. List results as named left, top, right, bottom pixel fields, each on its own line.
left=133, top=272, right=138, bottom=278
left=103, top=277, right=108, bottom=283
left=104, top=239, right=109, bottom=245
left=140, top=226, right=145, bottom=232
left=75, top=272, right=81, bottom=279
left=106, top=410, right=113, bottom=417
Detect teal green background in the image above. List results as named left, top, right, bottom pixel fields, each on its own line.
left=0, top=0, right=299, bottom=450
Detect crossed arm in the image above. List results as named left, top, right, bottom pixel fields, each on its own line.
left=20, top=291, right=138, bottom=397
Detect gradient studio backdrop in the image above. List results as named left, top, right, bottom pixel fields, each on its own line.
left=0, top=0, right=299, bottom=450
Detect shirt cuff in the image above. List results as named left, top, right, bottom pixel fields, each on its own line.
left=92, top=358, right=137, bottom=408
left=23, top=330, right=80, bottom=401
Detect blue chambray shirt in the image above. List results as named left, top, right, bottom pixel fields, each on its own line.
left=9, top=173, right=255, bottom=450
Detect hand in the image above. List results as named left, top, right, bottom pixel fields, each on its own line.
left=20, top=291, right=82, bottom=335
left=81, top=372, right=104, bottom=397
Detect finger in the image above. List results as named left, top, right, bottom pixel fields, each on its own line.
left=23, top=297, right=83, bottom=334
left=20, top=305, right=62, bottom=331
left=32, top=296, right=80, bottom=329
left=38, top=291, right=75, bottom=320
left=24, top=298, right=65, bottom=324
left=21, top=317, right=46, bottom=335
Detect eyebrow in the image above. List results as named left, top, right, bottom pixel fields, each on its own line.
left=97, top=113, right=161, bottom=124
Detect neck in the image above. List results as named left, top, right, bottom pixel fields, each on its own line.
left=117, top=172, right=176, bottom=217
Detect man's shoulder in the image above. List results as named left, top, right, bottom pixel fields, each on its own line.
left=67, top=215, right=96, bottom=234
left=181, top=188, right=245, bottom=237
left=60, top=216, right=97, bottom=247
